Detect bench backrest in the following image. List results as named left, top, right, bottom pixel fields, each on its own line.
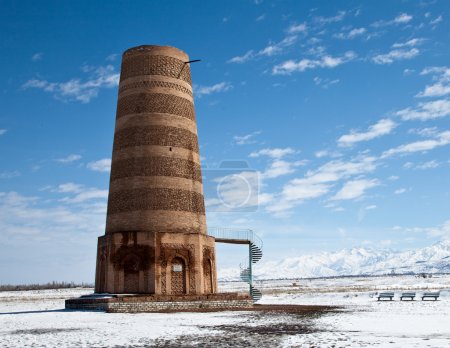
left=423, top=292, right=440, bottom=296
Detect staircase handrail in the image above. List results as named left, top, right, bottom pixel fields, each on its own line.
left=208, top=227, right=263, bottom=251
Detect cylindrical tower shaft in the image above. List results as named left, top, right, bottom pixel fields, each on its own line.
left=95, top=45, right=217, bottom=295
left=106, top=45, right=206, bottom=235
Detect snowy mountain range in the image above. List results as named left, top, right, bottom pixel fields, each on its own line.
left=218, top=240, right=450, bottom=280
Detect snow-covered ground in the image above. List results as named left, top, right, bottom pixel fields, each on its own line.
left=1, top=275, right=449, bottom=347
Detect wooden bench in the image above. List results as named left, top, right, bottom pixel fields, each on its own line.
left=400, top=292, right=416, bottom=301
left=422, top=291, right=440, bottom=301
left=377, top=292, right=394, bottom=301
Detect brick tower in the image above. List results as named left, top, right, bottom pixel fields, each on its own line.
left=95, top=45, right=217, bottom=295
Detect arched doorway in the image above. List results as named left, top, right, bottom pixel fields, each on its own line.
left=203, top=259, right=213, bottom=293
left=123, top=254, right=140, bottom=293
left=171, top=257, right=186, bottom=294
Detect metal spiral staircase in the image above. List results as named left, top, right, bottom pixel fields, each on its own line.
left=208, top=227, right=263, bottom=302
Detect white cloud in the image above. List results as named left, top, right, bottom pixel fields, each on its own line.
left=338, top=119, right=396, bottom=147
left=430, top=15, right=443, bottom=26
left=206, top=171, right=261, bottom=211
left=57, top=183, right=84, bottom=193
left=287, top=23, right=307, bottom=34
left=258, top=35, right=297, bottom=57
left=396, top=99, right=450, bottom=121
left=87, top=158, right=111, bottom=172
left=262, top=159, right=308, bottom=179
left=314, top=11, right=346, bottom=24
left=331, top=179, right=379, bottom=201
left=233, top=131, right=262, bottom=145
left=334, top=27, right=366, bottom=40
left=392, top=38, right=425, bottom=48
left=22, top=64, right=119, bottom=103
left=0, top=191, right=106, bottom=242
left=277, top=155, right=377, bottom=203
left=250, top=147, right=296, bottom=159
left=313, top=77, right=340, bottom=89
left=394, top=13, right=413, bottom=24
left=0, top=171, right=20, bottom=179
left=404, top=160, right=440, bottom=170
left=372, top=48, right=419, bottom=64
left=55, top=154, right=82, bottom=163
left=60, top=189, right=108, bottom=204
left=256, top=14, right=266, bottom=22
left=382, top=130, right=450, bottom=158
left=228, top=34, right=298, bottom=64
left=228, top=50, right=255, bottom=64
left=272, top=51, right=356, bottom=75
left=195, top=82, right=233, bottom=96
left=31, top=52, right=43, bottom=62
left=394, top=188, right=407, bottom=194
left=372, top=13, right=413, bottom=27
left=0, top=129, right=6, bottom=135
left=417, top=66, right=450, bottom=98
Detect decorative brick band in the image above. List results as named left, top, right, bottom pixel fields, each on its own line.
left=120, top=55, right=192, bottom=84
left=119, top=80, right=193, bottom=97
left=106, top=210, right=207, bottom=234
left=112, top=145, right=201, bottom=166
left=110, top=156, right=202, bottom=183
left=114, top=113, right=197, bottom=136
left=107, top=188, right=205, bottom=214
left=116, top=93, right=195, bottom=121
left=109, top=176, right=204, bottom=194
left=113, top=125, right=199, bottom=153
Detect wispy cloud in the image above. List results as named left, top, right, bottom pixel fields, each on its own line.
left=55, top=154, right=82, bottom=163
left=287, top=23, right=307, bottom=34
left=314, top=11, right=346, bottom=25
left=262, top=159, right=308, bottom=179
left=272, top=51, right=356, bottom=75
left=0, top=129, right=6, bottom=136
left=404, top=160, right=440, bottom=170
left=396, top=99, right=450, bottom=121
left=372, top=13, right=413, bottom=27
left=313, top=77, right=340, bottom=89
left=228, top=35, right=298, bottom=63
left=195, top=82, right=232, bottom=96
left=392, top=38, right=425, bottom=48
left=382, top=130, right=450, bottom=158
left=31, top=52, right=43, bottom=62
left=266, top=155, right=377, bottom=214
left=250, top=147, right=296, bottom=159
left=333, top=27, right=366, bottom=40
left=417, top=66, right=450, bottom=98
left=0, top=171, right=20, bottom=179
left=331, top=179, right=379, bottom=201
left=22, top=64, right=119, bottom=103
left=87, top=158, right=111, bottom=172
left=228, top=50, right=255, bottom=64
left=233, top=131, right=262, bottom=145
left=338, top=119, right=397, bottom=147
left=372, top=48, right=419, bottom=64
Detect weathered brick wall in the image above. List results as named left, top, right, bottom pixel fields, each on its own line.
left=66, top=294, right=253, bottom=313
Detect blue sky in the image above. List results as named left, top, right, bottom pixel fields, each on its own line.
left=1, top=0, right=450, bottom=283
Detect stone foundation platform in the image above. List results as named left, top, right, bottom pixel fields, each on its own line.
left=65, top=293, right=253, bottom=313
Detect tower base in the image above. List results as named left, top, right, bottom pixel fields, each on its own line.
left=65, top=293, right=253, bottom=313
left=95, top=231, right=218, bottom=295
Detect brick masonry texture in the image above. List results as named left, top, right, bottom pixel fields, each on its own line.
left=66, top=294, right=253, bottom=313
left=119, top=80, right=193, bottom=97
left=116, top=93, right=195, bottom=121
left=107, top=187, right=205, bottom=214
left=112, top=125, right=199, bottom=152
left=110, top=156, right=202, bottom=183
left=120, top=54, right=192, bottom=84
left=97, top=45, right=218, bottom=296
